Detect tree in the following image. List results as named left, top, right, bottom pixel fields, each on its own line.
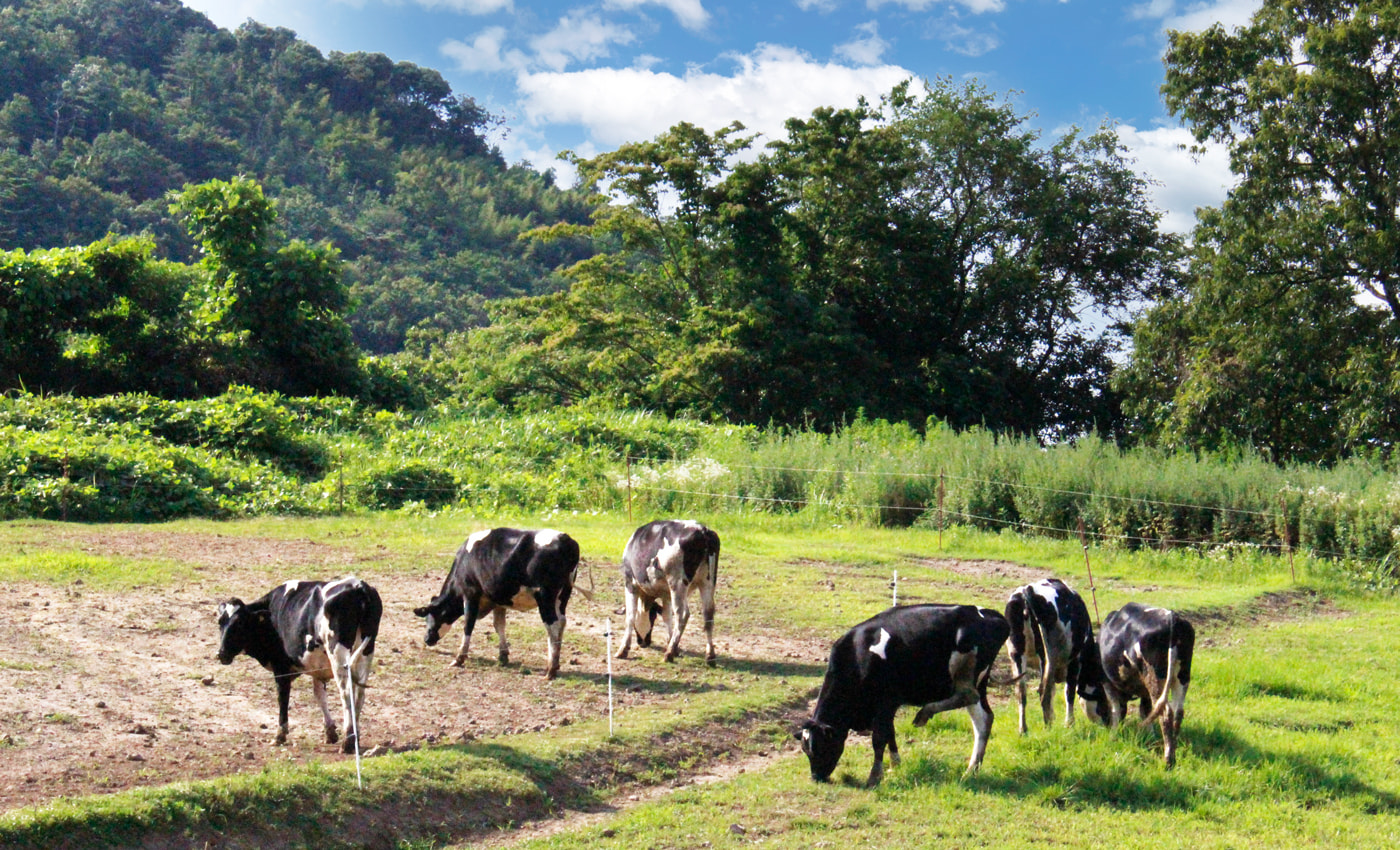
left=1123, top=0, right=1400, bottom=461
left=172, top=176, right=362, bottom=396
left=466, top=80, right=1176, bottom=435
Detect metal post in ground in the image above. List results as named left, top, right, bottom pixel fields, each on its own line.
left=1077, top=517, right=1101, bottom=627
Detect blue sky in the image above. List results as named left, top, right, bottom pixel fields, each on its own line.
left=184, top=0, right=1259, bottom=233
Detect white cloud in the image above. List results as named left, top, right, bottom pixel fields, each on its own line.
left=868, top=0, right=1007, bottom=13
left=796, top=0, right=840, bottom=11
left=836, top=22, right=890, bottom=65
left=1132, top=0, right=1260, bottom=32
left=1117, top=124, right=1235, bottom=234
left=441, top=27, right=525, bottom=73
left=530, top=14, right=637, bottom=71
left=515, top=44, right=912, bottom=149
left=941, top=23, right=999, bottom=56
left=603, top=0, right=711, bottom=31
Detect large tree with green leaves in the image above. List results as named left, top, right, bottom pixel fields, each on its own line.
left=1119, top=0, right=1400, bottom=462
left=454, top=80, right=1176, bottom=436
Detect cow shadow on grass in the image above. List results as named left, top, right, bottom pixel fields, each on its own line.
left=898, top=722, right=1400, bottom=815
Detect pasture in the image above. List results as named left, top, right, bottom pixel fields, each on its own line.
left=0, top=512, right=1397, bottom=848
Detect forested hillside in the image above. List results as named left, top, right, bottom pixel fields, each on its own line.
left=0, top=0, right=591, bottom=353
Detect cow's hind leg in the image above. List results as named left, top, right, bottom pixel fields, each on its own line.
left=913, top=650, right=980, bottom=726
left=538, top=589, right=566, bottom=680
left=965, top=694, right=993, bottom=775
left=663, top=577, right=689, bottom=662
left=616, top=584, right=638, bottom=659
left=700, top=563, right=718, bottom=665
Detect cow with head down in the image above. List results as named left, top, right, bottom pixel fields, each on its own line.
left=1079, top=602, right=1195, bottom=767
left=414, top=527, right=579, bottom=680
left=616, top=519, right=720, bottom=664
left=797, top=603, right=1010, bottom=787
left=216, top=576, right=381, bottom=752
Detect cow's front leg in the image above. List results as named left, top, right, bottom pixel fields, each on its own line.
left=454, top=596, right=481, bottom=667
left=663, top=578, right=690, bottom=662
left=867, top=708, right=898, bottom=787
left=312, top=676, right=339, bottom=745
left=274, top=673, right=293, bottom=746
left=1063, top=658, right=1080, bottom=727
left=493, top=607, right=510, bottom=666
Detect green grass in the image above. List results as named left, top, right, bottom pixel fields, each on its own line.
left=0, top=512, right=1394, bottom=849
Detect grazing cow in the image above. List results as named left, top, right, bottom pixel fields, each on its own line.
left=216, top=576, right=382, bottom=753
left=1079, top=602, right=1195, bottom=767
left=414, top=527, right=579, bottom=680
left=796, top=604, right=1010, bottom=787
left=616, top=519, right=721, bottom=664
left=1004, top=578, right=1096, bottom=734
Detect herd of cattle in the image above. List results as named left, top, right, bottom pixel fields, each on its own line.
left=214, top=519, right=1195, bottom=787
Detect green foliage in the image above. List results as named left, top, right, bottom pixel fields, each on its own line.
left=0, top=1, right=592, bottom=353
left=1129, top=1, right=1400, bottom=463
left=464, top=80, right=1177, bottom=437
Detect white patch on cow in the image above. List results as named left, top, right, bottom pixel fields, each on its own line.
left=656, top=537, right=683, bottom=570
left=218, top=602, right=237, bottom=619
left=534, top=529, right=562, bottom=547
left=1030, top=581, right=1061, bottom=608
left=869, top=628, right=891, bottom=660
left=678, top=519, right=702, bottom=530
left=283, top=580, right=301, bottom=593
left=464, top=529, right=492, bottom=552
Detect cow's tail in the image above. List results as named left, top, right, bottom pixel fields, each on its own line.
left=1143, top=614, right=1181, bottom=725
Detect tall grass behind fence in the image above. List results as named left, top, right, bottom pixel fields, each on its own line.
left=2, top=391, right=1397, bottom=574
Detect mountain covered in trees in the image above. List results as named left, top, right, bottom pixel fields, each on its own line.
left=0, top=0, right=591, bottom=353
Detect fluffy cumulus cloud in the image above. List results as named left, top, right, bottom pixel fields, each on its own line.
left=515, top=44, right=912, bottom=148
left=835, top=22, right=890, bottom=65
left=602, top=0, right=711, bottom=31
left=441, top=26, right=523, bottom=72
left=530, top=14, right=637, bottom=71
left=1116, top=124, right=1234, bottom=234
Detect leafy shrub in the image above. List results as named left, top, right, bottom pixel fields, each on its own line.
left=355, top=462, right=458, bottom=509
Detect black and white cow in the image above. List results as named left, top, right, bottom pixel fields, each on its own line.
left=414, top=527, right=579, bottom=680
left=1004, top=578, right=1096, bottom=734
left=616, top=519, right=720, bottom=664
left=796, top=604, right=1010, bottom=787
left=1079, top=602, right=1195, bottom=767
left=216, top=576, right=382, bottom=752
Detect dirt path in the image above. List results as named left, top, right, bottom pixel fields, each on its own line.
left=0, top=529, right=831, bottom=813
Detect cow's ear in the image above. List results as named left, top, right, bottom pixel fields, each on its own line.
left=413, top=606, right=430, bottom=618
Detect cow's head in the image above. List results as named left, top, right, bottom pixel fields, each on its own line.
left=1076, top=640, right=1110, bottom=725
left=795, top=719, right=846, bottom=782
left=413, top=592, right=464, bottom=647
left=216, top=599, right=250, bottom=665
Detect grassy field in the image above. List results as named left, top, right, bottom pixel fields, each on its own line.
left=0, top=511, right=1395, bottom=849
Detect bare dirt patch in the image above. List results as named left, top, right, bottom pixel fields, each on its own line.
left=0, top=531, right=829, bottom=814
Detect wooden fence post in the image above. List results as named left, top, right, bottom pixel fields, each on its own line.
left=1077, top=517, right=1101, bottom=627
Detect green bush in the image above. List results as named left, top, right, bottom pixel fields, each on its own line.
left=354, top=461, right=458, bottom=509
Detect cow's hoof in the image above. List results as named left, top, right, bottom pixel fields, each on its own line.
left=614, top=649, right=630, bottom=660
left=273, top=731, right=289, bottom=746
left=497, top=655, right=510, bottom=667
left=545, top=668, right=559, bottom=681
left=912, top=708, right=933, bottom=727
left=705, top=654, right=716, bottom=667
left=341, top=736, right=357, bottom=755
left=326, top=728, right=339, bottom=745
left=451, top=656, right=466, bottom=668
left=663, top=653, right=678, bottom=663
